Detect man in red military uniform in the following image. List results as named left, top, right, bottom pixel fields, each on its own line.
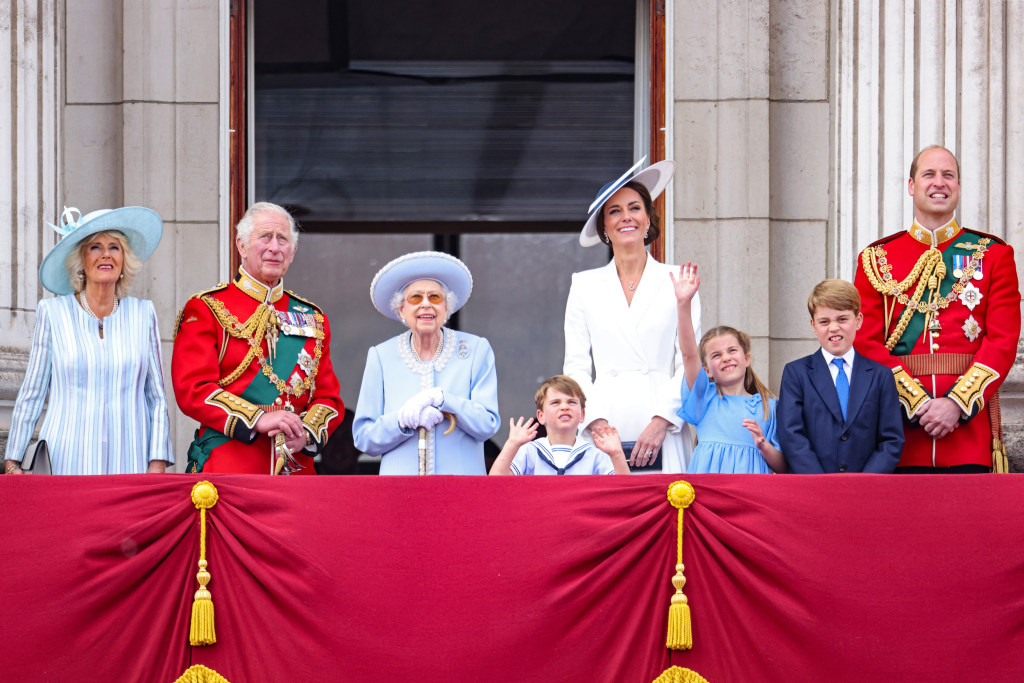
left=172, top=202, right=343, bottom=474
left=854, top=146, right=1021, bottom=472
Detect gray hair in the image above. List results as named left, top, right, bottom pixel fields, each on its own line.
left=390, top=280, right=457, bottom=326
left=64, top=230, right=142, bottom=297
left=235, top=202, right=299, bottom=248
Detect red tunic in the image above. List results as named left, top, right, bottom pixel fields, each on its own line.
left=853, top=222, right=1020, bottom=468
left=171, top=269, right=343, bottom=474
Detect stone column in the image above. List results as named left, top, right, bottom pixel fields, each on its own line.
left=672, top=0, right=773, bottom=372
left=0, top=0, right=62, bottom=453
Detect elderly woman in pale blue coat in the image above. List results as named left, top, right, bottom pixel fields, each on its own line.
left=353, top=251, right=500, bottom=474
left=4, top=206, right=174, bottom=475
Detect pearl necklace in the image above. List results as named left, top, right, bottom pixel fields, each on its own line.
left=412, top=332, right=444, bottom=363
left=79, top=291, right=119, bottom=329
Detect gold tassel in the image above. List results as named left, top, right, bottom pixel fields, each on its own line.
left=666, top=481, right=695, bottom=650
left=190, top=481, right=219, bottom=646
left=993, top=438, right=1008, bottom=474
left=174, top=664, right=231, bottom=683
left=651, top=665, right=710, bottom=683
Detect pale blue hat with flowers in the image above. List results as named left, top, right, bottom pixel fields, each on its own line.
left=370, top=251, right=473, bottom=322
left=579, top=157, right=676, bottom=247
left=39, top=206, right=163, bottom=294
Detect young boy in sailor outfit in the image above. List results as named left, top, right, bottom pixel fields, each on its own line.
left=489, top=375, right=631, bottom=475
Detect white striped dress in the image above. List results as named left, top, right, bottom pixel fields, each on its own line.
left=5, top=295, right=174, bottom=474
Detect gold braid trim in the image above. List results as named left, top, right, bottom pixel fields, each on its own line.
left=892, top=366, right=930, bottom=420
left=200, top=295, right=325, bottom=399
left=948, top=362, right=999, bottom=417
left=302, top=404, right=340, bottom=444
left=205, top=390, right=262, bottom=430
left=860, top=239, right=991, bottom=350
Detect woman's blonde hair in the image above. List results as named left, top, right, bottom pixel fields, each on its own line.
left=64, top=230, right=142, bottom=297
left=698, top=326, right=774, bottom=420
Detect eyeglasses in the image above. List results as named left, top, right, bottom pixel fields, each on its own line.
left=406, top=292, right=445, bottom=305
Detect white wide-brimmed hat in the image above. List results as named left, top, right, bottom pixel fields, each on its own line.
left=370, top=251, right=474, bottom=322
left=38, top=206, right=164, bottom=294
left=579, top=158, right=676, bottom=247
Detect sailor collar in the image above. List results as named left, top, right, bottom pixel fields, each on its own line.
left=235, top=266, right=284, bottom=304
left=909, top=218, right=960, bottom=247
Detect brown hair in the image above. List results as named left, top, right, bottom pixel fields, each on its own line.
left=697, top=326, right=774, bottom=419
left=909, top=145, right=960, bottom=180
left=534, top=375, right=587, bottom=411
left=807, top=279, right=861, bottom=317
left=596, top=180, right=661, bottom=247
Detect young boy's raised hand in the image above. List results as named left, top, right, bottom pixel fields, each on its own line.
left=507, top=416, right=538, bottom=449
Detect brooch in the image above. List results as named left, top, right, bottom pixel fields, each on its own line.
left=457, top=338, right=470, bottom=359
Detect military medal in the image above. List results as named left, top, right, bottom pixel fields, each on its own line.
left=951, top=254, right=966, bottom=279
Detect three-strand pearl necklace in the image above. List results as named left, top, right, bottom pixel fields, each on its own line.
left=79, top=291, right=119, bottom=330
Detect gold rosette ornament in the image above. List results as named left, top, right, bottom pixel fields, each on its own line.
left=666, top=481, right=695, bottom=650
left=190, top=480, right=219, bottom=646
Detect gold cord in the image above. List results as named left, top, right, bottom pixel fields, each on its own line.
left=202, top=296, right=325, bottom=396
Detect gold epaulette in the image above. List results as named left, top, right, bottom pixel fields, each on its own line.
left=173, top=283, right=229, bottom=340
left=947, top=362, right=999, bottom=418
left=892, top=366, right=930, bottom=419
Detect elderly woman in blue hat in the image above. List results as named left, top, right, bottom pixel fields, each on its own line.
left=353, top=251, right=500, bottom=475
left=3, top=207, right=174, bottom=475
left=563, top=159, right=701, bottom=474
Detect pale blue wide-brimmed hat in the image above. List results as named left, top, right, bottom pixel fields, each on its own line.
left=38, top=206, right=163, bottom=294
left=370, top=251, right=474, bottom=322
left=579, top=157, right=676, bottom=247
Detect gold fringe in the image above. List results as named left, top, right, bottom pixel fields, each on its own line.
left=666, top=481, right=696, bottom=650
left=651, top=666, right=710, bottom=683
left=190, top=481, right=219, bottom=646
left=174, top=664, right=231, bottom=683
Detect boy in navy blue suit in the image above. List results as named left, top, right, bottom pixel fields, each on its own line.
left=778, top=280, right=904, bottom=473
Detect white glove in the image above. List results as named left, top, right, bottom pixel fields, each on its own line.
left=427, top=387, right=444, bottom=407
left=398, top=391, right=434, bottom=430
left=418, top=406, right=445, bottom=430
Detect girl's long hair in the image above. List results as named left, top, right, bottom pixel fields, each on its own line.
left=698, top=326, right=774, bottom=420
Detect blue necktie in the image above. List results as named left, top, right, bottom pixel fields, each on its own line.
left=832, top=357, right=849, bottom=420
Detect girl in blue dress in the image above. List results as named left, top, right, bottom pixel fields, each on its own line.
left=671, top=263, right=786, bottom=473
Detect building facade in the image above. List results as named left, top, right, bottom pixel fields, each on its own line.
left=3, top=0, right=1023, bottom=469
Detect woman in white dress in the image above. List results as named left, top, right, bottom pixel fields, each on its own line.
left=563, top=160, right=700, bottom=473
left=4, top=207, right=173, bottom=475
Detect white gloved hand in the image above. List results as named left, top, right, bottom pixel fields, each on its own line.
left=398, top=391, right=434, bottom=430
left=427, top=387, right=444, bottom=407
left=418, top=406, right=445, bottom=430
